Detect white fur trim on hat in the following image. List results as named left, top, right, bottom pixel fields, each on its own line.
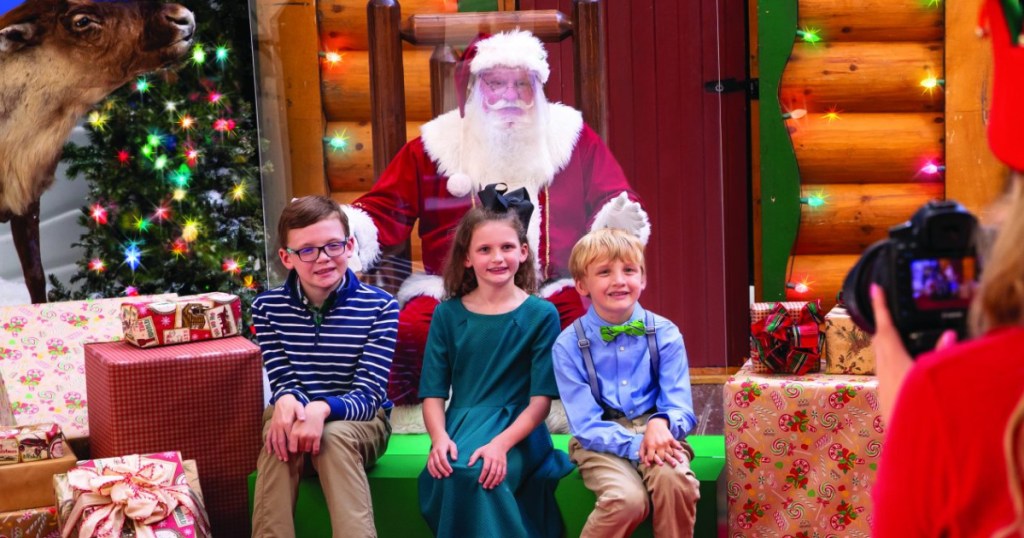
left=447, top=173, right=473, bottom=197
left=340, top=204, right=380, bottom=272
left=396, top=273, right=446, bottom=307
left=470, top=30, right=550, bottom=83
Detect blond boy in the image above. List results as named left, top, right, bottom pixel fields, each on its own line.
left=551, top=228, right=700, bottom=538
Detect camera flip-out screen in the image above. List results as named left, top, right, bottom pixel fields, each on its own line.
left=910, top=256, right=977, bottom=311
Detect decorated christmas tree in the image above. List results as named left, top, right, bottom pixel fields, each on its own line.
left=49, top=0, right=266, bottom=311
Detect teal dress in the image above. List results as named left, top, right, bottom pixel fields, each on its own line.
left=418, top=296, right=573, bottom=537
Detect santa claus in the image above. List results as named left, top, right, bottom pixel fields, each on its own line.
left=343, top=30, right=650, bottom=405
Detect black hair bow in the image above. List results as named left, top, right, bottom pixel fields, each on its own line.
left=478, top=183, right=534, bottom=228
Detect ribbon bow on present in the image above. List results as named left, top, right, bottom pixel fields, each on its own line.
left=750, top=300, right=825, bottom=375
left=600, top=320, right=645, bottom=342
left=62, top=454, right=210, bottom=538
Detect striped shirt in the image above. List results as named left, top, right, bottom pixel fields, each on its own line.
left=252, top=269, right=399, bottom=421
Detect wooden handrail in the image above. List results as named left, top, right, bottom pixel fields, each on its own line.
left=400, top=10, right=572, bottom=46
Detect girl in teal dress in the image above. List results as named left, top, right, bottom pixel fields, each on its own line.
left=418, top=205, right=572, bottom=537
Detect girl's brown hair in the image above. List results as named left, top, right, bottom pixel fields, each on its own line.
left=970, top=173, right=1024, bottom=335
left=442, top=207, right=538, bottom=298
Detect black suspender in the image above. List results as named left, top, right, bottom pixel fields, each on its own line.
left=572, top=312, right=659, bottom=419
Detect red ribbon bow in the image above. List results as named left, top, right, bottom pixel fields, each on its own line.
left=62, top=454, right=209, bottom=538
left=750, top=300, right=824, bottom=374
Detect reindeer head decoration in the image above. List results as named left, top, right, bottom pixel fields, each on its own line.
left=0, top=0, right=194, bottom=303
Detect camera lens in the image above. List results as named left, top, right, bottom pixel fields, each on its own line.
left=841, top=240, right=888, bottom=335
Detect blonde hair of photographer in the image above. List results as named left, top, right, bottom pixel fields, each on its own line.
left=982, top=172, right=1024, bottom=538
left=970, top=173, right=1024, bottom=335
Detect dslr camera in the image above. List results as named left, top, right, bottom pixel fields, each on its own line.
left=842, top=200, right=980, bottom=356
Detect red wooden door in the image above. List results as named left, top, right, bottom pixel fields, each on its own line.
left=521, top=0, right=751, bottom=368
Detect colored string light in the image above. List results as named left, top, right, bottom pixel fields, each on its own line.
left=920, top=161, right=946, bottom=175
left=319, top=51, right=344, bottom=66
left=88, top=259, right=106, bottom=273
left=123, top=244, right=142, bottom=271
left=782, top=109, right=807, bottom=120
left=920, top=76, right=945, bottom=93
left=800, top=192, right=827, bottom=208
left=243, top=275, right=257, bottom=290
left=821, top=105, right=842, bottom=123
left=215, top=46, right=229, bottom=63
left=179, top=115, right=196, bottom=130
left=172, top=189, right=187, bottom=201
left=797, top=28, right=821, bottom=44
left=117, top=150, right=131, bottom=165
left=171, top=238, right=189, bottom=257
left=222, top=258, right=242, bottom=274
left=152, top=205, right=171, bottom=222
left=125, top=286, right=139, bottom=297
left=90, top=204, right=108, bottom=225
left=181, top=220, right=200, bottom=242
left=230, top=183, right=247, bottom=201
left=213, top=118, right=236, bottom=132
left=325, top=130, right=350, bottom=152
left=88, top=111, right=109, bottom=130
left=192, top=45, right=207, bottom=65
left=135, top=78, right=150, bottom=93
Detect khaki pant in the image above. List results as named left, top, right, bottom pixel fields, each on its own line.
left=251, top=405, right=391, bottom=538
left=569, top=414, right=701, bottom=538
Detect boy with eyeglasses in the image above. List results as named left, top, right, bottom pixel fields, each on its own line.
left=251, top=195, right=399, bottom=538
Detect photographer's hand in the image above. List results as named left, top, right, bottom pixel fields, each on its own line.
left=870, top=284, right=956, bottom=423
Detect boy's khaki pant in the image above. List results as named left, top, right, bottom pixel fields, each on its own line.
left=569, top=414, right=701, bottom=538
left=251, top=405, right=391, bottom=538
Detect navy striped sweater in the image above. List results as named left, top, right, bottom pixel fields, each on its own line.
left=252, top=269, right=399, bottom=421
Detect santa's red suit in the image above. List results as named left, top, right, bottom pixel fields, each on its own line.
left=343, top=31, right=649, bottom=405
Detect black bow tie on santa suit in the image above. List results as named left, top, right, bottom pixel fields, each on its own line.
left=478, top=183, right=535, bottom=227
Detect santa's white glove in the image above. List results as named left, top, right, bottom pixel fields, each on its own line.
left=591, top=192, right=651, bottom=245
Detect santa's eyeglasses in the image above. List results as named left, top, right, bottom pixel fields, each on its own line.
left=480, top=76, right=534, bottom=93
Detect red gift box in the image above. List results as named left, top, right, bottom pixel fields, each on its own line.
left=121, top=293, right=242, bottom=348
left=84, top=338, right=262, bottom=538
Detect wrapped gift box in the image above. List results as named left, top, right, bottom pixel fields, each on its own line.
left=0, top=505, right=59, bottom=538
left=0, top=296, right=174, bottom=440
left=85, top=337, right=262, bottom=538
left=749, top=300, right=824, bottom=374
left=724, top=360, right=885, bottom=537
left=121, top=292, right=242, bottom=348
left=0, top=446, right=77, bottom=512
left=824, top=306, right=876, bottom=375
left=55, top=452, right=207, bottom=538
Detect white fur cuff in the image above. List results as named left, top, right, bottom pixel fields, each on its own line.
left=539, top=278, right=576, bottom=299
left=340, top=205, right=381, bottom=272
left=396, top=273, right=446, bottom=307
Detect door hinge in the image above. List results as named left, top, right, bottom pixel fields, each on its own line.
left=704, top=78, right=759, bottom=99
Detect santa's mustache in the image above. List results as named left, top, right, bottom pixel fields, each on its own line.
left=483, top=98, right=536, bottom=111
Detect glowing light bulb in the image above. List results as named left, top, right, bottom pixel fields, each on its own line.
left=179, top=115, right=196, bottom=130
left=153, top=205, right=170, bottom=221
left=123, top=244, right=142, bottom=271
left=192, top=45, right=206, bottom=65
left=153, top=155, right=168, bottom=170
left=920, top=76, right=944, bottom=93
left=222, top=259, right=241, bottom=274
left=172, top=189, right=187, bottom=201
left=320, top=51, right=344, bottom=66
left=181, top=220, right=200, bottom=242
left=88, top=259, right=105, bottom=273
left=88, top=111, right=108, bottom=130
left=215, top=46, right=229, bottom=63
left=920, top=161, right=946, bottom=175
left=134, top=216, right=151, bottom=232
left=797, top=28, right=821, bottom=44
left=243, top=275, right=257, bottom=290
left=230, top=183, right=247, bottom=201
left=90, top=204, right=108, bottom=225
left=782, top=109, right=806, bottom=120
left=125, top=286, right=139, bottom=297
left=117, top=149, right=131, bottom=164
left=208, top=91, right=223, bottom=104
left=325, top=130, right=350, bottom=151
left=786, top=277, right=814, bottom=294
left=800, top=191, right=828, bottom=208
left=135, top=78, right=150, bottom=93
left=171, top=238, right=189, bottom=257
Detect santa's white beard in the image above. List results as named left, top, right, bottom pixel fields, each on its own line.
left=461, top=93, right=556, bottom=192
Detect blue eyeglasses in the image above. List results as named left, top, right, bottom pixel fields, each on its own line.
left=286, top=240, right=348, bottom=262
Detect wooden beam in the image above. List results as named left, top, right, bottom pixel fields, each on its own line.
left=945, top=0, right=1008, bottom=217
left=255, top=0, right=327, bottom=198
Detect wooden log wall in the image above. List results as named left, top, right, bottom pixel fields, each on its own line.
left=777, top=0, right=945, bottom=308
left=320, top=0, right=457, bottom=266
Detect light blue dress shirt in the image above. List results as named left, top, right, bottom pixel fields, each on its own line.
left=552, top=304, right=697, bottom=462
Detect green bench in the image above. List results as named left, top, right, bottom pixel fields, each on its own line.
left=247, top=434, right=724, bottom=537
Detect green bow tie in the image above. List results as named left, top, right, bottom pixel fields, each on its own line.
left=600, top=320, right=646, bottom=342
